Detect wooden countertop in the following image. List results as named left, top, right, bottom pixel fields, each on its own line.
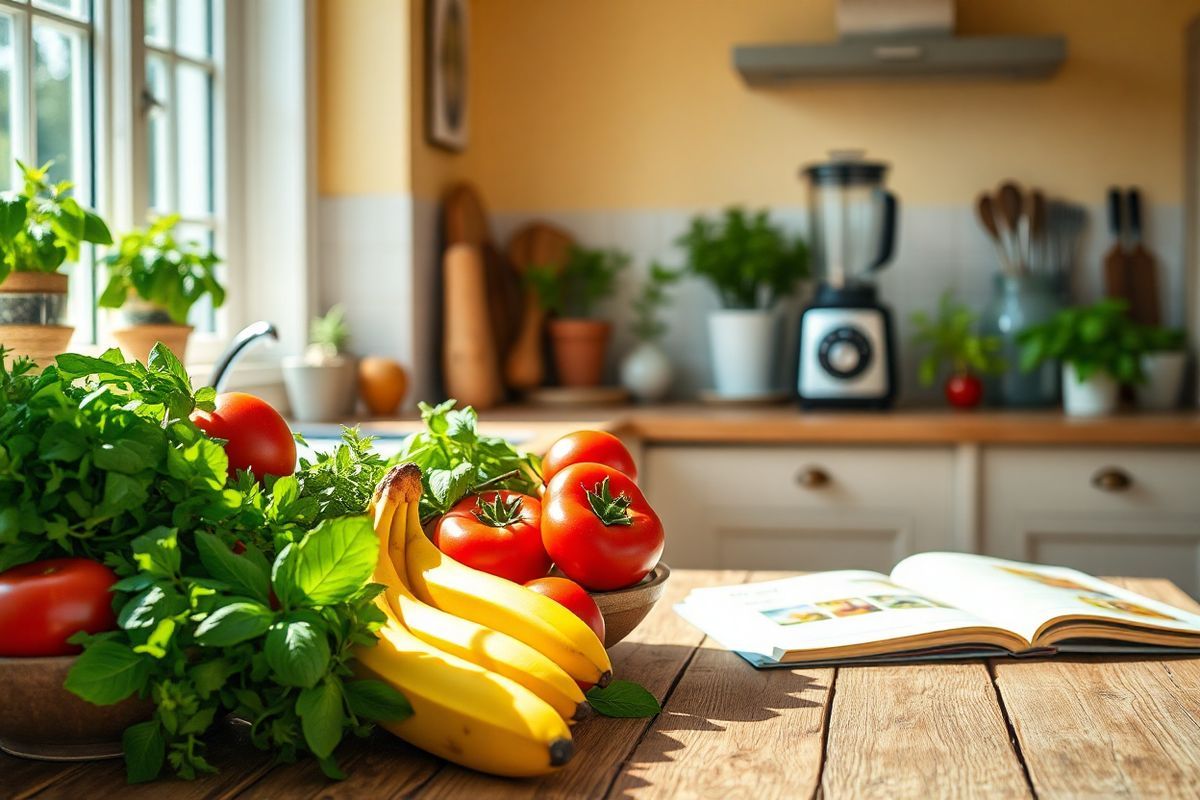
left=325, top=406, right=1200, bottom=449
left=11, top=571, right=1198, bottom=797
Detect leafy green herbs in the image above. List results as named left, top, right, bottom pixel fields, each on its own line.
left=630, top=263, right=682, bottom=341
left=525, top=245, right=628, bottom=319
left=675, top=207, right=807, bottom=310
left=67, top=520, right=410, bottom=783
left=0, top=159, right=112, bottom=282
left=97, top=214, right=224, bottom=325
left=1018, top=299, right=1147, bottom=384
left=585, top=680, right=661, bottom=718
left=295, top=427, right=388, bottom=521
left=392, top=400, right=541, bottom=522
left=910, top=292, right=1006, bottom=386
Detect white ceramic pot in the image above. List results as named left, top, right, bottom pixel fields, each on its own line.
left=282, top=356, right=357, bottom=422
left=1061, top=364, right=1118, bottom=417
left=619, top=341, right=673, bottom=402
left=707, top=308, right=780, bottom=398
left=1136, top=351, right=1187, bottom=411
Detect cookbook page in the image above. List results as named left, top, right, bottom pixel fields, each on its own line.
left=678, top=570, right=999, bottom=660
left=891, top=553, right=1200, bottom=644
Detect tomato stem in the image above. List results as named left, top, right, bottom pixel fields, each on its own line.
left=585, top=477, right=633, bottom=527
left=473, top=493, right=525, bottom=527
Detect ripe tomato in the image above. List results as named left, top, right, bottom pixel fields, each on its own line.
left=945, top=373, right=984, bottom=410
left=542, top=430, right=637, bottom=485
left=542, top=463, right=664, bottom=591
left=192, top=392, right=297, bottom=479
left=433, top=491, right=551, bottom=584
left=0, top=558, right=119, bottom=657
left=524, top=577, right=605, bottom=644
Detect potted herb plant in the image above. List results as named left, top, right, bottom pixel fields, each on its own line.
left=282, top=305, right=357, bottom=422
left=527, top=246, right=628, bottom=387
left=0, top=160, right=112, bottom=364
left=619, top=263, right=681, bottom=402
left=910, top=292, right=1005, bottom=409
left=676, top=207, right=807, bottom=398
left=1135, top=325, right=1187, bottom=411
left=98, top=214, right=223, bottom=363
left=1018, top=299, right=1145, bottom=417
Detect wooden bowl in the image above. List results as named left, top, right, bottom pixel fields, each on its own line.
left=0, top=655, right=151, bottom=761
left=588, top=563, right=671, bottom=648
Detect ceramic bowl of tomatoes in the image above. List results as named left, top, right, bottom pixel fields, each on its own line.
left=577, top=563, right=671, bottom=648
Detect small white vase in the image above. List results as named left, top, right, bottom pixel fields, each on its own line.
left=620, top=341, right=673, bottom=402
left=1061, top=364, right=1118, bottom=417
left=1136, top=351, right=1187, bottom=411
left=282, top=356, right=357, bottom=422
left=707, top=308, right=779, bottom=398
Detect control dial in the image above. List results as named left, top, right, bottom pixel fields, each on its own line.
left=817, top=326, right=873, bottom=379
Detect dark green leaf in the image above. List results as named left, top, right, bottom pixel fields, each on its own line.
left=64, top=640, right=149, bottom=705
left=343, top=679, right=412, bottom=722
left=130, top=527, right=181, bottom=578
left=586, top=680, right=661, bottom=718
left=148, top=343, right=189, bottom=384
left=296, top=679, right=344, bottom=759
left=285, top=516, right=378, bottom=605
left=122, top=720, right=165, bottom=784
left=194, top=601, right=274, bottom=646
left=0, top=191, right=26, bottom=238
left=38, top=423, right=87, bottom=461
left=117, top=585, right=185, bottom=631
left=265, top=616, right=331, bottom=688
left=195, top=531, right=270, bottom=603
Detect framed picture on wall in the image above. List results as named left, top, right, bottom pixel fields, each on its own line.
left=427, top=0, right=469, bottom=151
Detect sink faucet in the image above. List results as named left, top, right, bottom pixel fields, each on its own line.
left=207, top=321, right=279, bottom=390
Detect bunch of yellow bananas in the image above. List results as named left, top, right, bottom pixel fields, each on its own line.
left=353, top=464, right=613, bottom=777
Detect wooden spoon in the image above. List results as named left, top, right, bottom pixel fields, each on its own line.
left=997, top=182, right=1024, bottom=273
left=976, top=193, right=1013, bottom=276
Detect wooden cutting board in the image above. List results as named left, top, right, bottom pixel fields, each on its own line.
left=442, top=243, right=503, bottom=409
left=1126, top=188, right=1160, bottom=326
left=1102, top=187, right=1130, bottom=304
left=504, top=223, right=575, bottom=390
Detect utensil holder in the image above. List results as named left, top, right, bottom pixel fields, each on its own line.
left=979, top=273, right=1062, bottom=408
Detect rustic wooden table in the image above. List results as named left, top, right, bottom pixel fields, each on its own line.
left=5, top=569, right=1200, bottom=798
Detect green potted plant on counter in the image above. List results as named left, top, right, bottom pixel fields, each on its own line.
left=1135, top=325, right=1187, bottom=411
left=0, top=160, right=112, bottom=364
left=98, top=214, right=224, bottom=363
left=527, top=245, right=627, bottom=387
left=282, top=304, right=357, bottom=421
left=619, top=262, right=681, bottom=402
left=676, top=207, right=807, bottom=398
left=910, top=292, right=1005, bottom=409
left=1018, top=299, right=1145, bottom=417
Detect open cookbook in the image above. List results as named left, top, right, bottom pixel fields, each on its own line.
left=675, top=553, right=1200, bottom=668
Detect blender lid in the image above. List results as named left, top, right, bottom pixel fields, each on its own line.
left=801, top=150, right=890, bottom=185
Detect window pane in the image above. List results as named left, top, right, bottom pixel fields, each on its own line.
left=33, top=23, right=81, bottom=186
left=33, top=0, right=89, bottom=22
left=176, top=62, right=211, bottom=217
left=176, top=223, right=216, bottom=334
left=175, top=0, right=211, bottom=60
left=144, top=0, right=169, bottom=48
left=0, top=15, right=13, bottom=190
left=146, top=55, right=170, bottom=212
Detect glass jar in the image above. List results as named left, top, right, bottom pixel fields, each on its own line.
left=979, top=273, right=1062, bottom=408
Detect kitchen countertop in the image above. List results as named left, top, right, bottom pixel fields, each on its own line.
left=305, top=405, right=1200, bottom=453
left=9, top=571, right=1198, bottom=798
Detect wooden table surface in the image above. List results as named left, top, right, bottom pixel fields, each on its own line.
left=6, top=569, right=1200, bottom=799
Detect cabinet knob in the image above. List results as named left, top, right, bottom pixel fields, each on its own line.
left=796, top=467, right=831, bottom=489
left=1091, top=467, right=1132, bottom=492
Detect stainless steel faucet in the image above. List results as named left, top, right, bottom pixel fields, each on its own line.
left=207, top=321, right=279, bottom=391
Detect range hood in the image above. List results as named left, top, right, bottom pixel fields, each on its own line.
left=734, top=0, right=1065, bottom=85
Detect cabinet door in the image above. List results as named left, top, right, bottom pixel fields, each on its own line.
left=982, top=447, right=1200, bottom=596
left=643, top=445, right=958, bottom=572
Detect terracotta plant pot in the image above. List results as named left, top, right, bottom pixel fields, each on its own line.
left=0, top=655, right=152, bottom=760
left=548, top=318, right=611, bottom=388
left=112, top=323, right=194, bottom=365
left=0, top=272, right=74, bottom=366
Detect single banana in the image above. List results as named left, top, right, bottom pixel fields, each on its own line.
left=386, top=465, right=613, bottom=687
left=369, top=472, right=589, bottom=722
left=355, top=612, right=575, bottom=777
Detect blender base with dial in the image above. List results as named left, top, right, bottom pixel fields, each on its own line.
left=797, top=285, right=897, bottom=409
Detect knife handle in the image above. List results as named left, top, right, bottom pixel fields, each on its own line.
left=1107, top=187, right=1123, bottom=239
left=1127, top=188, right=1143, bottom=242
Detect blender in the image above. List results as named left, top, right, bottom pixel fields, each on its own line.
left=796, top=151, right=899, bottom=408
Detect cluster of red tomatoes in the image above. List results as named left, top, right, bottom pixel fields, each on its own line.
left=433, top=431, right=665, bottom=643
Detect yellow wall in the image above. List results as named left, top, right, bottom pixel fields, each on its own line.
left=316, top=0, right=412, bottom=195
left=319, top=0, right=1200, bottom=208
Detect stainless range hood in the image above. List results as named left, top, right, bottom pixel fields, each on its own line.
left=733, top=0, right=1065, bottom=85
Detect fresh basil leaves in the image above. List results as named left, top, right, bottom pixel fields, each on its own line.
left=586, top=680, right=662, bottom=718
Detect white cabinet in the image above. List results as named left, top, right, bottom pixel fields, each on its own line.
left=643, top=446, right=960, bottom=573
left=981, top=447, right=1200, bottom=596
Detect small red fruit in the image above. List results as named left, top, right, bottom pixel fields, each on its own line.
left=945, top=373, right=984, bottom=409
left=524, top=576, right=606, bottom=645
